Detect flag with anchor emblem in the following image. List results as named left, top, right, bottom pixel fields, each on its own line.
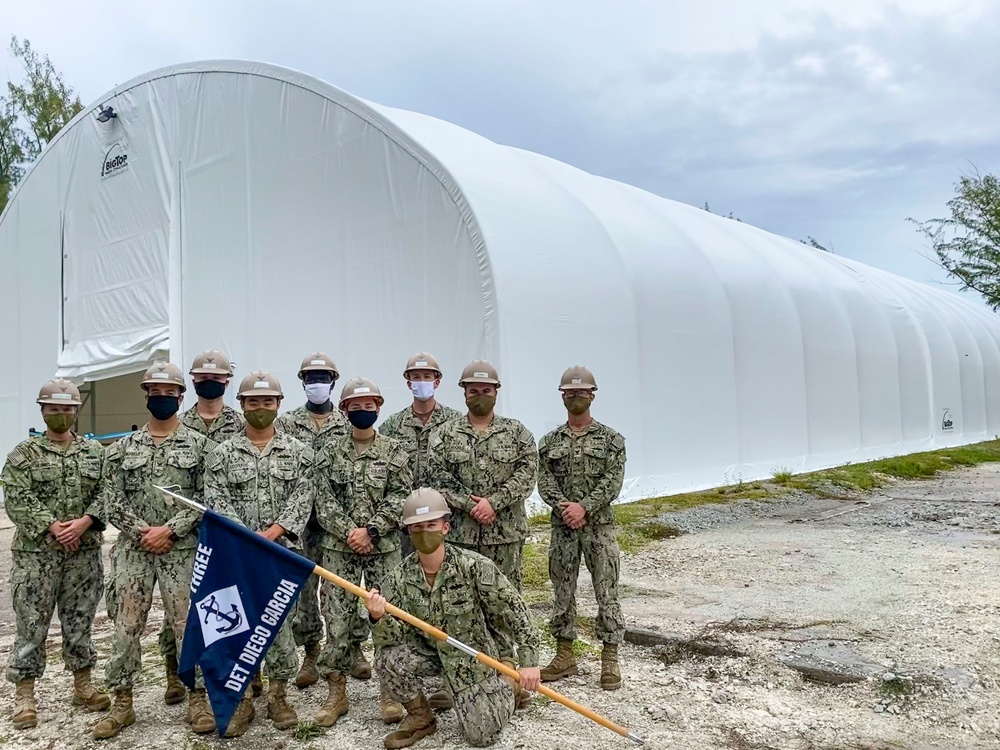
left=178, top=509, right=315, bottom=735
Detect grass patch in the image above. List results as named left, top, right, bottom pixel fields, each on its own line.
left=294, top=721, right=326, bottom=741
left=521, top=539, right=551, bottom=591
left=772, top=468, right=794, bottom=484
left=878, top=674, right=916, bottom=699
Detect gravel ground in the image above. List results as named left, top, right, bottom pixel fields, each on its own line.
left=0, top=464, right=998, bottom=749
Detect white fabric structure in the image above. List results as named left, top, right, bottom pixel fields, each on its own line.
left=3, top=60, right=1000, bottom=499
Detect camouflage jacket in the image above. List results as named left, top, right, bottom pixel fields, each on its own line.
left=204, top=432, right=314, bottom=547
left=2, top=435, right=106, bottom=552
left=179, top=403, right=244, bottom=442
left=275, top=405, right=348, bottom=451
left=373, top=546, right=540, bottom=693
left=537, top=421, right=626, bottom=526
left=102, top=425, right=214, bottom=550
left=380, top=402, right=462, bottom=488
left=427, top=416, right=537, bottom=546
left=314, top=433, right=412, bottom=553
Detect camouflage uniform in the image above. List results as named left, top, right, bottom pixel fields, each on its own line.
left=276, top=405, right=348, bottom=648
left=380, top=403, right=462, bottom=488
left=2, top=435, right=106, bottom=683
left=102, top=425, right=213, bottom=690
left=427, top=416, right=537, bottom=590
left=142, top=404, right=243, bottom=662
left=313, top=433, right=411, bottom=675
left=537, top=421, right=626, bottom=644
left=204, top=432, right=314, bottom=680
left=179, top=403, right=245, bottom=441
left=374, top=546, right=539, bottom=747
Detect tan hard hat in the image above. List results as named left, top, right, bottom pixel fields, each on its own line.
left=298, top=352, right=339, bottom=380
left=458, top=359, right=500, bottom=387
left=559, top=365, right=598, bottom=391
left=190, top=349, right=234, bottom=376
left=141, top=362, right=187, bottom=392
left=402, top=488, right=450, bottom=525
left=339, top=377, right=384, bottom=407
left=404, top=352, right=442, bottom=378
left=237, top=370, right=284, bottom=399
left=37, top=378, right=83, bottom=406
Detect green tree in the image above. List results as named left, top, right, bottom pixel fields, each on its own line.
left=910, top=168, right=1000, bottom=309
left=0, top=36, right=82, bottom=213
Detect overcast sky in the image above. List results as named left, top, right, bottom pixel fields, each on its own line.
left=3, top=0, right=998, bottom=295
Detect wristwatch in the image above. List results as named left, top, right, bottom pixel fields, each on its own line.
left=366, top=524, right=380, bottom=540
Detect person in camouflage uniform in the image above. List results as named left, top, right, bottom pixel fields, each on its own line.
left=2, top=379, right=110, bottom=730
left=94, top=362, right=216, bottom=739
left=381, top=352, right=462, bottom=557
left=275, top=352, right=352, bottom=686
left=366, top=488, right=541, bottom=749
left=204, top=370, right=314, bottom=736
left=141, top=348, right=240, bottom=705
left=427, top=360, right=537, bottom=591
left=537, top=366, right=626, bottom=691
left=312, top=378, right=412, bottom=727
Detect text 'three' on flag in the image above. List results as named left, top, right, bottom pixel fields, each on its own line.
left=178, top=509, right=315, bottom=735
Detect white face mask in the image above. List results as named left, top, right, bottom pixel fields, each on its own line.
left=304, top=383, right=333, bottom=405
left=410, top=381, right=436, bottom=401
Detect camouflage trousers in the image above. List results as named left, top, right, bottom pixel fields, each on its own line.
left=291, top=525, right=325, bottom=648
left=377, top=644, right=515, bottom=747
left=548, top=523, right=624, bottom=643
left=259, top=621, right=299, bottom=681
left=452, top=541, right=523, bottom=592
left=7, top=548, right=103, bottom=683
left=104, top=541, right=200, bottom=689
left=104, top=545, right=178, bottom=661
left=318, top=548, right=400, bottom=676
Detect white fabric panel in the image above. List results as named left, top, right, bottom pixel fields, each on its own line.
left=55, top=89, right=172, bottom=380
left=3, top=60, right=1000, bottom=502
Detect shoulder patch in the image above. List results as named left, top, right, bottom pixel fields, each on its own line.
left=206, top=449, right=225, bottom=472
left=480, top=560, right=496, bottom=587
left=5, top=444, right=31, bottom=469
left=611, top=433, right=626, bottom=451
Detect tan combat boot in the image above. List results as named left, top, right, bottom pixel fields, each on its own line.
left=380, top=687, right=404, bottom=724
left=295, top=642, right=320, bottom=688
left=12, top=679, right=36, bottom=729
left=92, top=688, right=135, bottom=739
left=540, top=640, right=578, bottom=682
left=186, top=689, right=216, bottom=733
left=351, top=645, right=372, bottom=680
left=427, top=688, right=453, bottom=710
left=163, top=655, right=186, bottom=705
left=73, top=668, right=111, bottom=712
left=384, top=693, right=436, bottom=749
left=223, top=691, right=255, bottom=738
left=601, top=643, right=622, bottom=691
left=314, top=673, right=348, bottom=727
left=266, top=680, right=298, bottom=730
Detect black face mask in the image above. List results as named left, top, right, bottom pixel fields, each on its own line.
left=347, top=410, right=378, bottom=429
left=194, top=380, right=226, bottom=400
left=147, top=395, right=181, bottom=421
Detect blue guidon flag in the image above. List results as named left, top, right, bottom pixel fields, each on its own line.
left=178, top=509, right=315, bottom=735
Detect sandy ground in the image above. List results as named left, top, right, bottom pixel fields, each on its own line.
left=0, top=465, right=997, bottom=750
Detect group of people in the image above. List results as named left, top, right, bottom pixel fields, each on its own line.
left=2, top=348, right=627, bottom=748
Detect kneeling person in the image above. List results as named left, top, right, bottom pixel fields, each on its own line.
left=204, top=371, right=314, bottom=736
left=313, top=378, right=412, bottom=726
left=365, top=489, right=541, bottom=749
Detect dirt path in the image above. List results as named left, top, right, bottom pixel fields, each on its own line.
left=0, top=466, right=997, bottom=749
